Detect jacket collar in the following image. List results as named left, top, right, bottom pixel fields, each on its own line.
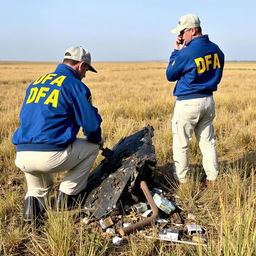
left=55, top=64, right=81, bottom=80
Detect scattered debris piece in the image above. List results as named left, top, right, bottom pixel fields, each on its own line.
left=123, top=222, right=132, bottom=228
left=156, top=218, right=168, bottom=224
left=81, top=217, right=90, bottom=225
left=106, top=228, right=116, bottom=234
left=133, top=202, right=148, bottom=213
left=159, top=228, right=180, bottom=241
left=153, top=193, right=176, bottom=214
left=112, top=236, right=124, bottom=245
left=172, top=223, right=183, bottom=227
left=186, top=224, right=203, bottom=235
left=145, top=235, right=207, bottom=247
left=99, top=216, right=114, bottom=229
left=141, top=209, right=152, bottom=218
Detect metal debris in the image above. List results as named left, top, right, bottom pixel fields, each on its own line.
left=99, top=216, right=114, bottom=229
left=118, top=181, right=159, bottom=236
left=84, top=126, right=156, bottom=219
left=133, top=202, right=148, bottom=213
left=153, top=193, right=176, bottom=214
left=159, top=228, right=180, bottom=241
left=186, top=224, right=204, bottom=235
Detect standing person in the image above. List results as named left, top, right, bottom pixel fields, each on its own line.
left=166, top=14, right=225, bottom=186
left=12, top=46, right=104, bottom=222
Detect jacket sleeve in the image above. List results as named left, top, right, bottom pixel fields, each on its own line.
left=166, top=49, right=187, bottom=82
left=66, top=82, right=102, bottom=143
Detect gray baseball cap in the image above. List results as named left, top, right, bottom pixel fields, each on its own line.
left=171, top=14, right=200, bottom=34
left=64, top=46, right=97, bottom=73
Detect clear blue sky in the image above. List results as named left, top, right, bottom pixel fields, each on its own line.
left=1, top=0, right=256, bottom=62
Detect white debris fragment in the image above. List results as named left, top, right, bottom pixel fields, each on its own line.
left=81, top=217, right=90, bottom=224
left=173, top=223, right=183, bottom=226
left=123, top=222, right=132, bottom=228
left=156, top=218, right=168, bottom=223
left=99, top=219, right=107, bottom=229
left=142, top=209, right=152, bottom=217
left=159, top=228, right=180, bottom=241
left=112, top=236, right=124, bottom=245
left=186, top=224, right=203, bottom=235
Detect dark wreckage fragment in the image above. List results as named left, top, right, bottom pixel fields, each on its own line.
left=84, top=125, right=156, bottom=219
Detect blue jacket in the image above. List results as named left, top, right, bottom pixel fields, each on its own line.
left=12, top=64, right=102, bottom=151
left=166, top=35, right=224, bottom=100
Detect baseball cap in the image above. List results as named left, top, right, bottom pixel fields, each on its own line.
left=64, top=46, right=97, bottom=73
left=171, top=14, right=200, bottom=34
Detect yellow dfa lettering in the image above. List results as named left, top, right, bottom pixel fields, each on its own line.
left=50, top=75, right=66, bottom=87
left=213, top=53, right=221, bottom=69
left=195, top=53, right=221, bottom=74
left=34, top=87, right=50, bottom=103
left=194, top=57, right=206, bottom=73
left=26, top=87, right=39, bottom=103
left=33, top=75, right=47, bottom=85
left=41, top=73, right=57, bottom=84
left=44, top=89, right=59, bottom=108
left=205, top=55, right=212, bottom=71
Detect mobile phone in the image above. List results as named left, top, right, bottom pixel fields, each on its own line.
left=179, top=39, right=184, bottom=44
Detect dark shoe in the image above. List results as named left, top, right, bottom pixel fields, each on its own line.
left=23, top=197, right=45, bottom=225
left=56, top=191, right=86, bottom=210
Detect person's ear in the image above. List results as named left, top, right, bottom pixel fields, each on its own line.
left=78, top=62, right=84, bottom=71
left=191, top=28, right=196, bottom=36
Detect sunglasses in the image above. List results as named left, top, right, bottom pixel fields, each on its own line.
left=179, top=28, right=191, bottom=36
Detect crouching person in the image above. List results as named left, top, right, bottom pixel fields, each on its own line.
left=12, top=46, right=104, bottom=224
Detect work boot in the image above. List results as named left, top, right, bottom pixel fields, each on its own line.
left=23, top=196, right=45, bottom=225
left=56, top=191, right=86, bottom=211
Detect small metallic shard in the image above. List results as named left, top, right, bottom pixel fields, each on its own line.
left=186, top=224, right=204, bottom=235
left=133, top=202, right=148, bottom=213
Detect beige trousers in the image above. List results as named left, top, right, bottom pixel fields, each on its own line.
left=15, top=138, right=99, bottom=199
left=171, top=96, right=219, bottom=183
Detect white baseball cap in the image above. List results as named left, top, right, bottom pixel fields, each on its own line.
left=64, top=46, right=97, bottom=73
left=171, top=14, right=200, bottom=34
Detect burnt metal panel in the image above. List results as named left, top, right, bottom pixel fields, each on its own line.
left=84, top=125, right=156, bottom=219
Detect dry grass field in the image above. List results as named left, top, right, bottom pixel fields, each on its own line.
left=0, top=61, right=255, bottom=255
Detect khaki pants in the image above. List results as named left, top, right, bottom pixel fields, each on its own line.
left=15, top=138, right=99, bottom=199
left=171, top=96, right=219, bottom=183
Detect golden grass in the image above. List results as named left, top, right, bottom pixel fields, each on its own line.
left=0, top=61, right=255, bottom=255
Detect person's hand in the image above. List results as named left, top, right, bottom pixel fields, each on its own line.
left=98, top=138, right=105, bottom=150
left=174, top=37, right=185, bottom=50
